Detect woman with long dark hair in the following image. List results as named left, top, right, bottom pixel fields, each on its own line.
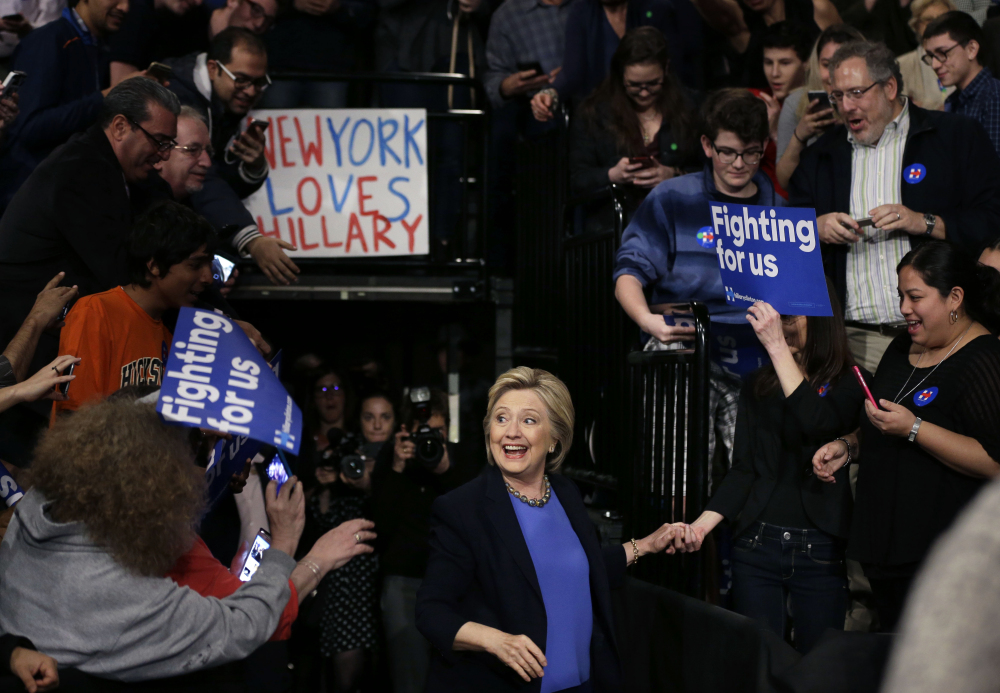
left=675, top=281, right=867, bottom=653
left=813, top=240, right=1000, bottom=631
left=568, top=26, right=699, bottom=201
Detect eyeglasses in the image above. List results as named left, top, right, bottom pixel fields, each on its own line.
left=624, top=78, right=664, bottom=94
left=829, top=81, right=883, bottom=105
left=710, top=142, right=763, bottom=166
left=315, top=385, right=343, bottom=398
left=216, top=61, right=272, bottom=92
left=127, top=116, right=177, bottom=152
left=245, top=0, right=276, bottom=25
left=173, top=143, right=215, bottom=158
left=921, top=42, right=964, bottom=66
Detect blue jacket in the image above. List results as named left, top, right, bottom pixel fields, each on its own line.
left=0, top=12, right=105, bottom=206
left=614, top=166, right=782, bottom=317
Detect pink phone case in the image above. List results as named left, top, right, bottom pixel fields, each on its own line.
left=852, top=366, right=879, bottom=410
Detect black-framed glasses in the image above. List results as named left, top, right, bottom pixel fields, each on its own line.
left=710, top=142, right=763, bottom=165
left=127, top=116, right=177, bottom=152
left=173, top=143, right=215, bottom=158
left=921, top=42, right=964, bottom=66
left=829, top=81, right=883, bottom=104
left=624, top=78, right=664, bottom=94
left=217, top=61, right=272, bottom=92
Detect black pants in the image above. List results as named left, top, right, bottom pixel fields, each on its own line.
left=867, top=573, right=917, bottom=633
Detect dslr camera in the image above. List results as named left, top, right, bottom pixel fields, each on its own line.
left=321, top=429, right=368, bottom=480
left=406, top=387, right=445, bottom=469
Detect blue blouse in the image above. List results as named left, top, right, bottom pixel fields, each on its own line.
left=510, top=487, right=592, bottom=692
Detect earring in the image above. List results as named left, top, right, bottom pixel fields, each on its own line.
left=950, top=310, right=959, bottom=324
left=549, top=446, right=555, bottom=453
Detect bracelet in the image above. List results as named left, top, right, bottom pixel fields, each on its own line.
left=630, top=538, right=640, bottom=565
left=908, top=417, right=922, bottom=443
left=298, top=558, right=322, bottom=581
left=793, top=130, right=807, bottom=145
left=834, top=437, right=853, bottom=465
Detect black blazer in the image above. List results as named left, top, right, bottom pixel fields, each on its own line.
left=787, top=105, right=1000, bottom=310
left=416, top=466, right=625, bottom=693
left=706, top=373, right=868, bottom=540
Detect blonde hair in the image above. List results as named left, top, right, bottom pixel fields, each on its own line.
left=482, top=367, right=574, bottom=472
left=908, top=0, right=956, bottom=35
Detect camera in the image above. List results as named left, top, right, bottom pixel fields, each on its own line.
left=321, top=429, right=367, bottom=480
left=407, top=387, right=445, bottom=469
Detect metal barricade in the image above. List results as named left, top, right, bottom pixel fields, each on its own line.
left=623, top=302, right=711, bottom=597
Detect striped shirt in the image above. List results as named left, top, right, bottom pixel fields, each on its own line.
left=844, top=100, right=911, bottom=325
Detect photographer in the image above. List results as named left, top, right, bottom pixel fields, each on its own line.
left=293, top=429, right=378, bottom=693
left=371, top=387, right=462, bottom=693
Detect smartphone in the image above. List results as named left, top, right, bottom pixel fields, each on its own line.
left=145, top=62, right=173, bottom=82
left=807, top=90, right=831, bottom=111
left=516, top=61, right=543, bottom=76
left=2, top=13, right=22, bottom=20
left=855, top=217, right=874, bottom=228
left=58, top=301, right=71, bottom=323
left=629, top=155, right=656, bottom=170
left=60, top=363, right=75, bottom=397
left=212, top=254, right=236, bottom=286
left=852, top=366, right=879, bottom=410
left=239, top=528, right=271, bottom=582
left=265, top=449, right=293, bottom=493
left=249, top=118, right=269, bottom=133
left=2, top=70, right=26, bottom=97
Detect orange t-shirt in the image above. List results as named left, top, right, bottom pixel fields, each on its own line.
left=53, top=286, right=173, bottom=419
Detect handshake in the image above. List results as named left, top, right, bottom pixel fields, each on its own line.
left=663, top=520, right=713, bottom=554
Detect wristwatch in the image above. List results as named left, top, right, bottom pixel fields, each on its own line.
left=924, top=213, right=936, bottom=236
left=908, top=417, right=922, bottom=443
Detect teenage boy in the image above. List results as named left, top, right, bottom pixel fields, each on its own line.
left=53, top=201, right=215, bottom=417
left=923, top=11, right=1000, bottom=155
left=614, top=88, right=782, bottom=467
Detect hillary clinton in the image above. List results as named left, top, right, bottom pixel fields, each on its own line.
left=416, top=367, right=675, bottom=693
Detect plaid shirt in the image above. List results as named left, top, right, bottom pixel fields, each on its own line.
left=483, top=0, right=576, bottom=109
left=946, top=67, right=1000, bottom=156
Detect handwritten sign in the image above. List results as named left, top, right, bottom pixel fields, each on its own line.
left=157, top=309, right=303, bottom=455
left=710, top=203, right=832, bottom=316
left=244, top=109, right=429, bottom=257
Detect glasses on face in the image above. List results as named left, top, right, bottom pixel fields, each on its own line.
left=921, top=42, right=964, bottom=66
left=315, top=385, right=343, bottom=398
left=173, top=143, right=215, bottom=158
left=127, top=117, right=177, bottom=152
left=217, top=61, right=272, bottom=92
left=245, top=0, right=276, bottom=24
left=710, top=142, right=763, bottom=166
left=624, top=78, right=664, bottom=95
left=829, top=81, right=883, bottom=105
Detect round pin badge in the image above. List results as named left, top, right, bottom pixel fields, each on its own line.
left=696, top=226, right=716, bottom=248
left=817, top=382, right=830, bottom=397
left=904, top=163, right=927, bottom=184
left=914, top=386, right=938, bottom=407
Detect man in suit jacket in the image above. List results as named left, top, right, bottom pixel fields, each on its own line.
left=788, top=40, right=1000, bottom=372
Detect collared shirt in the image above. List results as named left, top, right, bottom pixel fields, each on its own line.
left=945, top=66, right=1000, bottom=156
left=845, top=99, right=912, bottom=325
left=482, top=0, right=576, bottom=109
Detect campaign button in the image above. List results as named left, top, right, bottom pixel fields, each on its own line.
left=696, top=226, right=716, bottom=248
left=904, top=163, right=926, bottom=184
left=914, top=386, right=938, bottom=406
left=817, top=382, right=830, bottom=397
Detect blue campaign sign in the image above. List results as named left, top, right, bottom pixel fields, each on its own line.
left=709, top=203, right=832, bottom=316
left=157, top=309, right=303, bottom=455
left=0, top=467, right=24, bottom=508
left=203, top=350, right=284, bottom=505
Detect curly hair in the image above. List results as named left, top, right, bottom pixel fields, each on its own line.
left=29, top=400, right=206, bottom=576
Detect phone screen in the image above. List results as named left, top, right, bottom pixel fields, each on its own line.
left=266, top=453, right=291, bottom=492
left=239, top=530, right=271, bottom=582
left=212, top=255, right=235, bottom=286
left=2, top=71, right=26, bottom=95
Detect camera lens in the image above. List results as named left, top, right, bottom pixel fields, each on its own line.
left=340, top=453, right=366, bottom=480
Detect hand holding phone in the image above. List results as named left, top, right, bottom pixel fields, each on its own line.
left=1, top=70, right=26, bottom=98
left=145, top=62, right=173, bottom=83
left=628, top=155, right=656, bottom=170
left=807, top=90, right=831, bottom=112
left=238, top=529, right=272, bottom=582
left=852, top=366, right=880, bottom=410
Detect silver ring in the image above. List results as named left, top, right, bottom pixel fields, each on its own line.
left=896, top=213, right=900, bottom=220
left=354, top=533, right=361, bottom=544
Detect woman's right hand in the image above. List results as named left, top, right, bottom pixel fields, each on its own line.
left=746, top=301, right=787, bottom=356
left=530, top=91, right=555, bottom=122
left=640, top=312, right=696, bottom=344
left=794, top=101, right=837, bottom=142
left=265, top=477, right=306, bottom=557
left=812, top=439, right=850, bottom=483
left=608, top=157, right=641, bottom=185
left=305, top=518, right=376, bottom=573
left=485, top=630, right=548, bottom=682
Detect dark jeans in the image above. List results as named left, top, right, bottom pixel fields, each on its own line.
left=731, top=522, right=848, bottom=653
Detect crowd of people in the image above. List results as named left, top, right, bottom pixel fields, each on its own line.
left=0, top=0, right=999, bottom=690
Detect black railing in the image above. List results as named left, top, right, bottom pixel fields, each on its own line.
left=247, top=71, right=490, bottom=277
left=622, top=302, right=711, bottom=597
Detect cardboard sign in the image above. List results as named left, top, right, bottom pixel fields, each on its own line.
left=203, top=350, right=283, bottom=506
left=709, top=203, right=832, bottom=317
left=243, top=109, right=429, bottom=257
left=157, top=309, right=303, bottom=455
